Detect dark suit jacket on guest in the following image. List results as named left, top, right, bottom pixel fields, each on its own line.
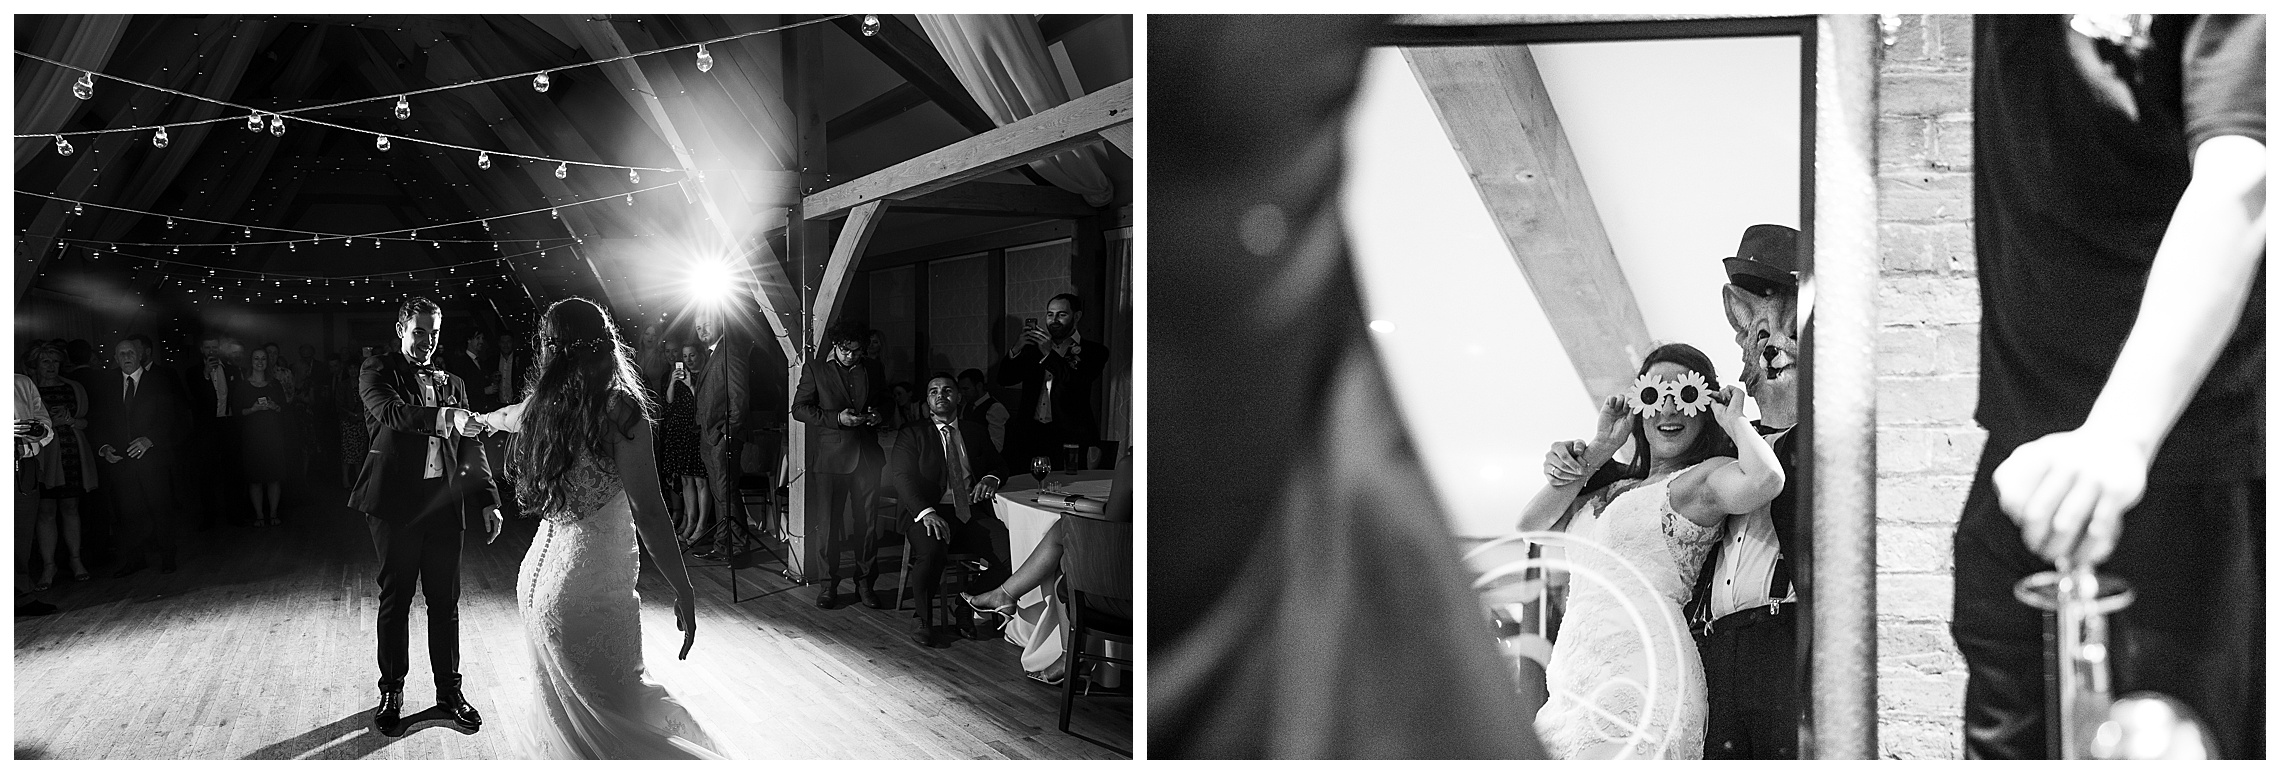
left=693, top=336, right=750, bottom=457
left=999, top=337, right=1111, bottom=441
left=348, top=352, right=497, bottom=529
left=791, top=357, right=885, bottom=475
left=440, top=347, right=497, bottom=412
left=87, top=365, right=190, bottom=467
left=887, top=414, right=1010, bottom=522
left=185, top=361, right=241, bottom=426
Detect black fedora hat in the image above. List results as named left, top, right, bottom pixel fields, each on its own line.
left=1721, top=224, right=1801, bottom=293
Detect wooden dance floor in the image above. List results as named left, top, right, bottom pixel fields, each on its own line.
left=12, top=483, right=1131, bottom=759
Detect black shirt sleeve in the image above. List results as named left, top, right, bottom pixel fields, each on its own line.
left=2182, top=15, right=2265, bottom=151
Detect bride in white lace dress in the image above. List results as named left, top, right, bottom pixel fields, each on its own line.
left=1516, top=344, right=1784, bottom=759
left=476, top=297, right=727, bottom=759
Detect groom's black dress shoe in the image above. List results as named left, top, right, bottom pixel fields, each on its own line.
left=437, top=687, right=482, bottom=731
left=373, top=690, right=405, bottom=736
left=814, top=580, right=842, bottom=609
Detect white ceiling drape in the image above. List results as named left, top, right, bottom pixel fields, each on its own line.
left=915, top=14, right=1114, bottom=207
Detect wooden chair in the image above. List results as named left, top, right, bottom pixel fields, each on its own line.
left=1058, top=512, right=1132, bottom=756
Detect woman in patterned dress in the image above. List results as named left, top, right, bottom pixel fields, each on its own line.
left=27, top=344, right=95, bottom=589
left=656, top=349, right=709, bottom=545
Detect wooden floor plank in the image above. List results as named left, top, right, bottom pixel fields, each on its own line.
left=13, top=481, right=1130, bottom=759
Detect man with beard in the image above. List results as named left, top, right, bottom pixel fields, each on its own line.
left=791, top=321, right=884, bottom=609
left=999, top=293, right=1109, bottom=467
left=887, top=373, right=1009, bottom=647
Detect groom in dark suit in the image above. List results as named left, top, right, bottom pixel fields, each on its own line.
left=350, top=297, right=503, bottom=736
left=888, top=374, right=1011, bottom=648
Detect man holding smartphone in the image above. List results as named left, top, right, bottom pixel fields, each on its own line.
left=999, top=293, right=1109, bottom=467
left=792, top=321, right=889, bottom=609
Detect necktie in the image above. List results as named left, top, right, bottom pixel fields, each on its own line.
left=939, top=422, right=974, bottom=523
left=417, top=366, right=445, bottom=479
left=125, top=374, right=137, bottom=403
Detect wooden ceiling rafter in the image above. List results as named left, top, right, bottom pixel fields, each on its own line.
left=801, top=78, right=1130, bottom=221
left=579, top=16, right=801, bottom=358
left=1405, top=46, right=1653, bottom=401
left=831, top=13, right=1056, bottom=189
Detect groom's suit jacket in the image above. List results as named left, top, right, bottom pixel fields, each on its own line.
left=348, top=351, right=497, bottom=529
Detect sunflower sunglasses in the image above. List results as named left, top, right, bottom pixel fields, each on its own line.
left=1626, top=372, right=1717, bottom=416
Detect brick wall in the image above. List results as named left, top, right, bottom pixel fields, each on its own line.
left=1871, top=14, right=1976, bottom=759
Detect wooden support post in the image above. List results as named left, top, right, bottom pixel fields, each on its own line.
left=812, top=201, right=891, bottom=337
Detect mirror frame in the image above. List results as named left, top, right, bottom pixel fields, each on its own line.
left=1378, top=14, right=1881, bottom=759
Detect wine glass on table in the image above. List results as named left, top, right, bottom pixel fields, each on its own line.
left=1031, top=455, right=1055, bottom=495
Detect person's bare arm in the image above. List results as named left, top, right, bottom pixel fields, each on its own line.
left=616, top=407, right=700, bottom=656
left=1996, top=135, right=2267, bottom=567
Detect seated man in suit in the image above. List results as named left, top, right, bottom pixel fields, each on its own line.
left=90, top=335, right=190, bottom=577
left=888, top=373, right=1012, bottom=648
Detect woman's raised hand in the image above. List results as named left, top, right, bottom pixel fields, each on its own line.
left=1589, top=392, right=1635, bottom=456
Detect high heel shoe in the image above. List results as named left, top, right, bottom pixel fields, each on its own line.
left=35, top=566, right=55, bottom=591
left=70, top=558, right=89, bottom=582
left=961, top=593, right=1016, bottom=622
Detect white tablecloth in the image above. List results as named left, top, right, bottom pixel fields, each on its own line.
left=992, top=471, right=1117, bottom=680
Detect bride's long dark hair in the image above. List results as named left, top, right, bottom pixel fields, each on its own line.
left=507, top=297, right=653, bottom=515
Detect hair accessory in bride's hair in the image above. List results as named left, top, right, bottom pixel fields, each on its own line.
left=540, top=335, right=613, bottom=355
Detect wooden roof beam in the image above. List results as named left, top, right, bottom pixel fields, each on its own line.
left=832, top=13, right=1055, bottom=188
left=578, top=17, right=799, bottom=361
left=801, top=78, right=1129, bottom=221
left=1405, top=46, right=1652, bottom=401
left=893, top=182, right=1098, bottom=219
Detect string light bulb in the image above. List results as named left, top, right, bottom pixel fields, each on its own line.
left=550, top=208, right=559, bottom=219
left=482, top=220, right=491, bottom=231
left=72, top=203, right=83, bottom=216
left=54, top=135, right=73, bottom=156
left=862, top=15, right=881, bottom=36
left=375, top=135, right=392, bottom=152
left=625, top=194, right=634, bottom=205
left=72, top=71, right=95, bottom=100
left=248, top=112, right=266, bottom=132
left=629, top=169, right=640, bottom=184
left=394, top=95, right=412, bottom=120
left=696, top=44, right=714, bottom=73
left=153, top=126, right=169, bottom=148
left=477, top=150, right=491, bottom=170
left=166, top=217, right=175, bottom=229
left=534, top=71, right=551, bottom=93
left=555, top=161, right=568, bottom=179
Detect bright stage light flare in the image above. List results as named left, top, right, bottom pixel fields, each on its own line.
left=688, top=260, right=737, bottom=307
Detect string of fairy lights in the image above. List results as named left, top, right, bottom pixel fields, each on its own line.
left=14, top=13, right=868, bottom=175
left=17, top=180, right=680, bottom=249
left=15, top=14, right=879, bottom=307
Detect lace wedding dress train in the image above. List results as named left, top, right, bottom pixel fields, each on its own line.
left=491, top=403, right=728, bottom=759
left=1532, top=464, right=1720, bottom=759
